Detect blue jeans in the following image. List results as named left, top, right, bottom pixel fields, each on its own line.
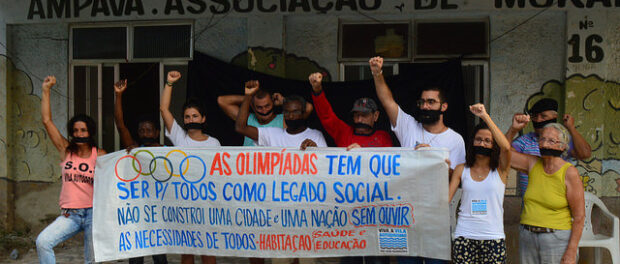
left=36, top=208, right=93, bottom=264
left=398, top=257, right=447, bottom=264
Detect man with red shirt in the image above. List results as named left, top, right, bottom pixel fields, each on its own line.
left=309, top=72, right=391, bottom=263
left=309, top=72, right=392, bottom=149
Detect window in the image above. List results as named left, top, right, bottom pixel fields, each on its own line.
left=70, top=21, right=193, bottom=62
left=133, top=25, right=192, bottom=59
left=72, top=27, right=127, bottom=60
left=414, top=20, right=489, bottom=59
left=339, top=21, right=411, bottom=62
left=70, top=22, right=191, bottom=152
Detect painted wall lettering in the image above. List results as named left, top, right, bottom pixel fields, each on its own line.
left=495, top=0, right=618, bottom=8
left=28, top=0, right=145, bottom=19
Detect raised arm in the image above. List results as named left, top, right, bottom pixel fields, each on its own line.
left=113, top=79, right=136, bottom=148
left=448, top=164, right=464, bottom=201
left=510, top=150, right=538, bottom=173
left=309, top=72, right=348, bottom=139
left=160, top=71, right=181, bottom=133
left=505, top=113, right=529, bottom=142
left=562, top=166, right=585, bottom=264
left=470, top=104, right=512, bottom=181
left=217, top=94, right=244, bottom=121
left=41, top=76, right=69, bottom=156
left=234, top=81, right=259, bottom=141
left=369, top=57, right=399, bottom=127
left=563, top=114, right=592, bottom=159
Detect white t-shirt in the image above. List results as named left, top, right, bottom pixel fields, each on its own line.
left=392, top=106, right=465, bottom=169
left=454, top=167, right=505, bottom=240
left=165, top=120, right=221, bottom=147
left=257, top=127, right=327, bottom=148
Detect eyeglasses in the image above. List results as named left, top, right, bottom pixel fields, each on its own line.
left=283, top=110, right=303, bottom=116
left=416, top=98, right=440, bottom=107
left=473, top=137, right=493, bottom=145
left=538, top=137, right=562, bottom=145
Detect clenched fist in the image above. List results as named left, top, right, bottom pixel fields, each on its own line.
left=368, top=57, right=383, bottom=76
left=167, top=71, right=181, bottom=84
left=42, top=76, right=57, bottom=92
left=308, top=72, right=323, bottom=93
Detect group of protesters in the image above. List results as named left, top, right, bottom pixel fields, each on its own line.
left=36, top=56, right=590, bottom=264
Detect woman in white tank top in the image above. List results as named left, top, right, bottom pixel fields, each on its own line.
left=448, top=104, right=512, bottom=264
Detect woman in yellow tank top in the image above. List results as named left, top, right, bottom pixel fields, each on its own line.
left=509, top=120, right=584, bottom=264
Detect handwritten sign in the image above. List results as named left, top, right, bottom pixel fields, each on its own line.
left=93, top=147, right=450, bottom=261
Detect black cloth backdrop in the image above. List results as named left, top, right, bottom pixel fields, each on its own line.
left=187, top=52, right=466, bottom=147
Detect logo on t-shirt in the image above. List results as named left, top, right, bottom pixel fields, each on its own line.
left=471, top=199, right=487, bottom=215
left=63, top=161, right=94, bottom=185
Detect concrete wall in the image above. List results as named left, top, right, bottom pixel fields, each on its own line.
left=0, top=2, right=618, bottom=262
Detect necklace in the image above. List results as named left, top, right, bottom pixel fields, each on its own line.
left=471, top=168, right=489, bottom=180
left=422, top=130, right=441, bottom=145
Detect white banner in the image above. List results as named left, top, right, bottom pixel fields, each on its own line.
left=93, top=147, right=450, bottom=262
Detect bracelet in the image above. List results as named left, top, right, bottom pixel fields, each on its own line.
left=166, top=81, right=174, bottom=86
left=372, top=70, right=382, bottom=76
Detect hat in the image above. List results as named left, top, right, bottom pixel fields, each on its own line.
left=351, top=97, right=378, bottom=113
left=529, top=98, right=558, bottom=115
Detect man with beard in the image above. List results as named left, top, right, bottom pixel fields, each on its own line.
left=308, top=72, right=392, bottom=149
left=235, top=81, right=327, bottom=149
left=218, top=81, right=313, bottom=146
left=370, top=56, right=465, bottom=168
left=505, top=98, right=591, bottom=196
left=370, top=56, right=464, bottom=264
left=114, top=80, right=167, bottom=264
left=307, top=73, right=391, bottom=263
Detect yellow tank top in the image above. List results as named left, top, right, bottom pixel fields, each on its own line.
left=520, top=160, right=573, bottom=230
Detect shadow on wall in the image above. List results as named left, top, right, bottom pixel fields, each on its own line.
left=1, top=55, right=59, bottom=182
left=230, top=47, right=332, bottom=81
left=523, top=74, right=620, bottom=197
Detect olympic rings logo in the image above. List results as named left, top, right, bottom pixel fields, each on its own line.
left=114, top=149, right=207, bottom=183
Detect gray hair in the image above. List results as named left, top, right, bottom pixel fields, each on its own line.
left=543, top=123, right=571, bottom=154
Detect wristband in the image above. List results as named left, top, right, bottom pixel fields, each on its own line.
left=166, top=81, right=174, bottom=86
left=372, top=70, right=383, bottom=77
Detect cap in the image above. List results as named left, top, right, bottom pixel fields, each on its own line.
left=351, top=97, right=378, bottom=113
left=529, top=98, right=558, bottom=115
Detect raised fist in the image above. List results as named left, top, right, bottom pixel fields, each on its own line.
left=308, top=72, right=323, bottom=93
left=114, top=79, right=128, bottom=94
left=469, top=103, right=488, bottom=118
left=167, top=71, right=181, bottom=84
left=272, top=92, right=284, bottom=106
left=563, top=114, right=575, bottom=129
left=511, top=113, right=530, bottom=131
left=368, top=57, right=383, bottom=75
left=244, top=80, right=259, bottom=95
left=42, top=76, right=56, bottom=92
